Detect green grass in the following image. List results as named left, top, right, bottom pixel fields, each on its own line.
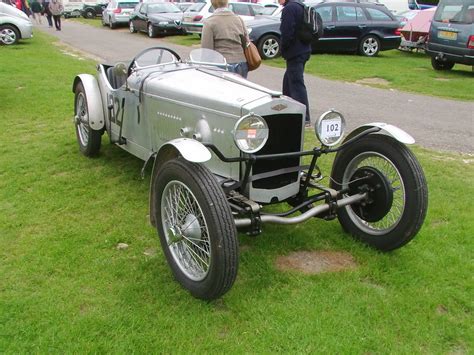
left=165, top=33, right=474, bottom=100
left=0, top=32, right=473, bottom=353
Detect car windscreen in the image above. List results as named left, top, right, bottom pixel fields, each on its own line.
left=434, top=2, right=474, bottom=24
left=118, top=2, right=137, bottom=9
left=148, top=2, right=181, bottom=13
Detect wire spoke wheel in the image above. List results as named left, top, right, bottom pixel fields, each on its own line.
left=343, top=152, right=405, bottom=235
left=74, top=82, right=101, bottom=156
left=331, top=134, right=427, bottom=251
left=154, top=158, right=238, bottom=300
left=162, top=180, right=211, bottom=281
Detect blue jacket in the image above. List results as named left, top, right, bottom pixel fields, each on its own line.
left=280, top=0, right=311, bottom=60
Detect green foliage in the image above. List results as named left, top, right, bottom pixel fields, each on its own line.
left=0, top=32, right=473, bottom=353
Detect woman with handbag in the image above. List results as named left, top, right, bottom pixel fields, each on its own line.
left=201, top=0, right=251, bottom=78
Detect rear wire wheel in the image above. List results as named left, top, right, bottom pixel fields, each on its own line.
left=74, top=82, right=101, bottom=156
left=154, top=158, right=238, bottom=300
left=331, top=134, right=428, bottom=251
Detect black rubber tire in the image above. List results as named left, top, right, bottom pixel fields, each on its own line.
left=359, top=35, right=380, bottom=57
left=330, top=135, right=428, bottom=251
left=84, top=10, right=94, bottom=19
left=129, top=21, right=136, bottom=33
left=74, top=82, right=102, bottom=157
left=257, top=34, right=281, bottom=60
left=0, top=24, right=20, bottom=45
left=148, top=23, right=157, bottom=38
left=153, top=158, right=239, bottom=300
left=109, top=18, right=116, bottom=29
left=431, top=57, right=455, bottom=71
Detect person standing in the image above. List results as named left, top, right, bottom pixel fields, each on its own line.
left=30, top=0, right=42, bottom=24
left=42, top=0, right=53, bottom=27
left=48, top=0, right=63, bottom=30
left=201, top=0, right=249, bottom=78
left=279, top=0, right=312, bottom=127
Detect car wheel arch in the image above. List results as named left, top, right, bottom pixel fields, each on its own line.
left=149, top=140, right=212, bottom=227
left=72, top=74, right=105, bottom=131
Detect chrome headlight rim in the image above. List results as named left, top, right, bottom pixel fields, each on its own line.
left=315, top=109, right=346, bottom=147
left=233, top=113, right=269, bottom=154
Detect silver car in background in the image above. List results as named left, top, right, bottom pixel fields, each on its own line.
left=0, top=2, right=32, bottom=45
left=102, top=0, right=139, bottom=29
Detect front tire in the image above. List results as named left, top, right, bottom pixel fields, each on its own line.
left=331, top=135, right=427, bottom=251
left=153, top=159, right=239, bottom=300
left=359, top=35, right=380, bottom=57
left=257, top=34, right=280, bottom=60
left=84, top=10, right=94, bottom=19
left=431, top=57, right=455, bottom=71
left=129, top=21, right=136, bottom=33
left=0, top=25, right=20, bottom=45
left=74, top=82, right=101, bottom=156
left=148, top=23, right=157, bottom=38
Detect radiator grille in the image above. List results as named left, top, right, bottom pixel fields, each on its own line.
left=252, top=114, right=303, bottom=189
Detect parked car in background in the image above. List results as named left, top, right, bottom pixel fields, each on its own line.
left=63, top=3, right=83, bottom=18
left=426, top=0, right=474, bottom=70
left=175, top=2, right=194, bottom=12
left=399, top=7, right=435, bottom=51
left=82, top=2, right=107, bottom=18
left=129, top=2, right=185, bottom=37
left=247, top=1, right=401, bottom=59
left=0, top=2, right=33, bottom=45
left=182, top=1, right=264, bottom=34
left=102, top=0, right=138, bottom=28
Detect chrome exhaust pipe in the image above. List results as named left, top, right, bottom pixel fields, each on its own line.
left=234, top=193, right=366, bottom=227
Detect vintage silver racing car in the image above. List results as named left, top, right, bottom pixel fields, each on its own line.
left=72, top=47, right=428, bottom=300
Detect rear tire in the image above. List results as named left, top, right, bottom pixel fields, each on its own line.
left=431, top=57, right=455, bottom=71
left=153, top=158, right=239, bottom=300
left=109, top=18, right=116, bottom=29
left=84, top=10, right=95, bottom=19
left=257, top=34, right=280, bottom=60
left=74, top=83, right=101, bottom=157
left=331, top=135, right=428, bottom=251
left=359, top=35, right=380, bottom=57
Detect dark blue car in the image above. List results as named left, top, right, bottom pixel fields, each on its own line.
left=247, top=1, right=402, bottom=59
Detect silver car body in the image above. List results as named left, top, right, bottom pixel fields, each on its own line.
left=0, top=2, right=33, bottom=45
left=82, top=50, right=305, bottom=203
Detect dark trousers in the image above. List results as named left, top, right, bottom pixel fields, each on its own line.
left=283, top=53, right=311, bottom=123
left=46, top=13, right=53, bottom=27
left=53, top=15, right=61, bottom=30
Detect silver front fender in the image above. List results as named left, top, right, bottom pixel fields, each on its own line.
left=343, top=122, right=415, bottom=145
left=158, top=138, right=212, bottom=163
left=72, top=74, right=105, bottom=131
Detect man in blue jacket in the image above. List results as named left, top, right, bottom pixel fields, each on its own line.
left=279, top=0, right=312, bottom=127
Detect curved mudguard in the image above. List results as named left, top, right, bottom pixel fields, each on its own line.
left=149, top=138, right=212, bottom=227
left=72, top=74, right=105, bottom=130
left=344, top=122, right=415, bottom=145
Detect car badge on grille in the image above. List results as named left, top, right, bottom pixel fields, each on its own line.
left=174, top=20, right=181, bottom=26
left=271, top=104, right=287, bottom=111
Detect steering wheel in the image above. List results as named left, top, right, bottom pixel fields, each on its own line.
left=127, top=47, right=182, bottom=76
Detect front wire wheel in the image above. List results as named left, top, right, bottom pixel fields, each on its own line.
left=74, top=83, right=101, bottom=156
left=154, top=158, right=238, bottom=300
left=331, top=135, right=428, bottom=251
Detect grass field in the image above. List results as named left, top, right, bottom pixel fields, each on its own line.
left=0, top=32, right=473, bottom=353
left=165, top=33, right=474, bottom=101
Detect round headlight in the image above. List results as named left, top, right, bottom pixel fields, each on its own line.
left=315, top=110, right=346, bottom=147
left=233, top=113, right=269, bottom=153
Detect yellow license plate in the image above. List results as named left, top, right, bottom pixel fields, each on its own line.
left=438, top=30, right=457, bottom=40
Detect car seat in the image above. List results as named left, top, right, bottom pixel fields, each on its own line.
left=106, top=63, right=128, bottom=89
